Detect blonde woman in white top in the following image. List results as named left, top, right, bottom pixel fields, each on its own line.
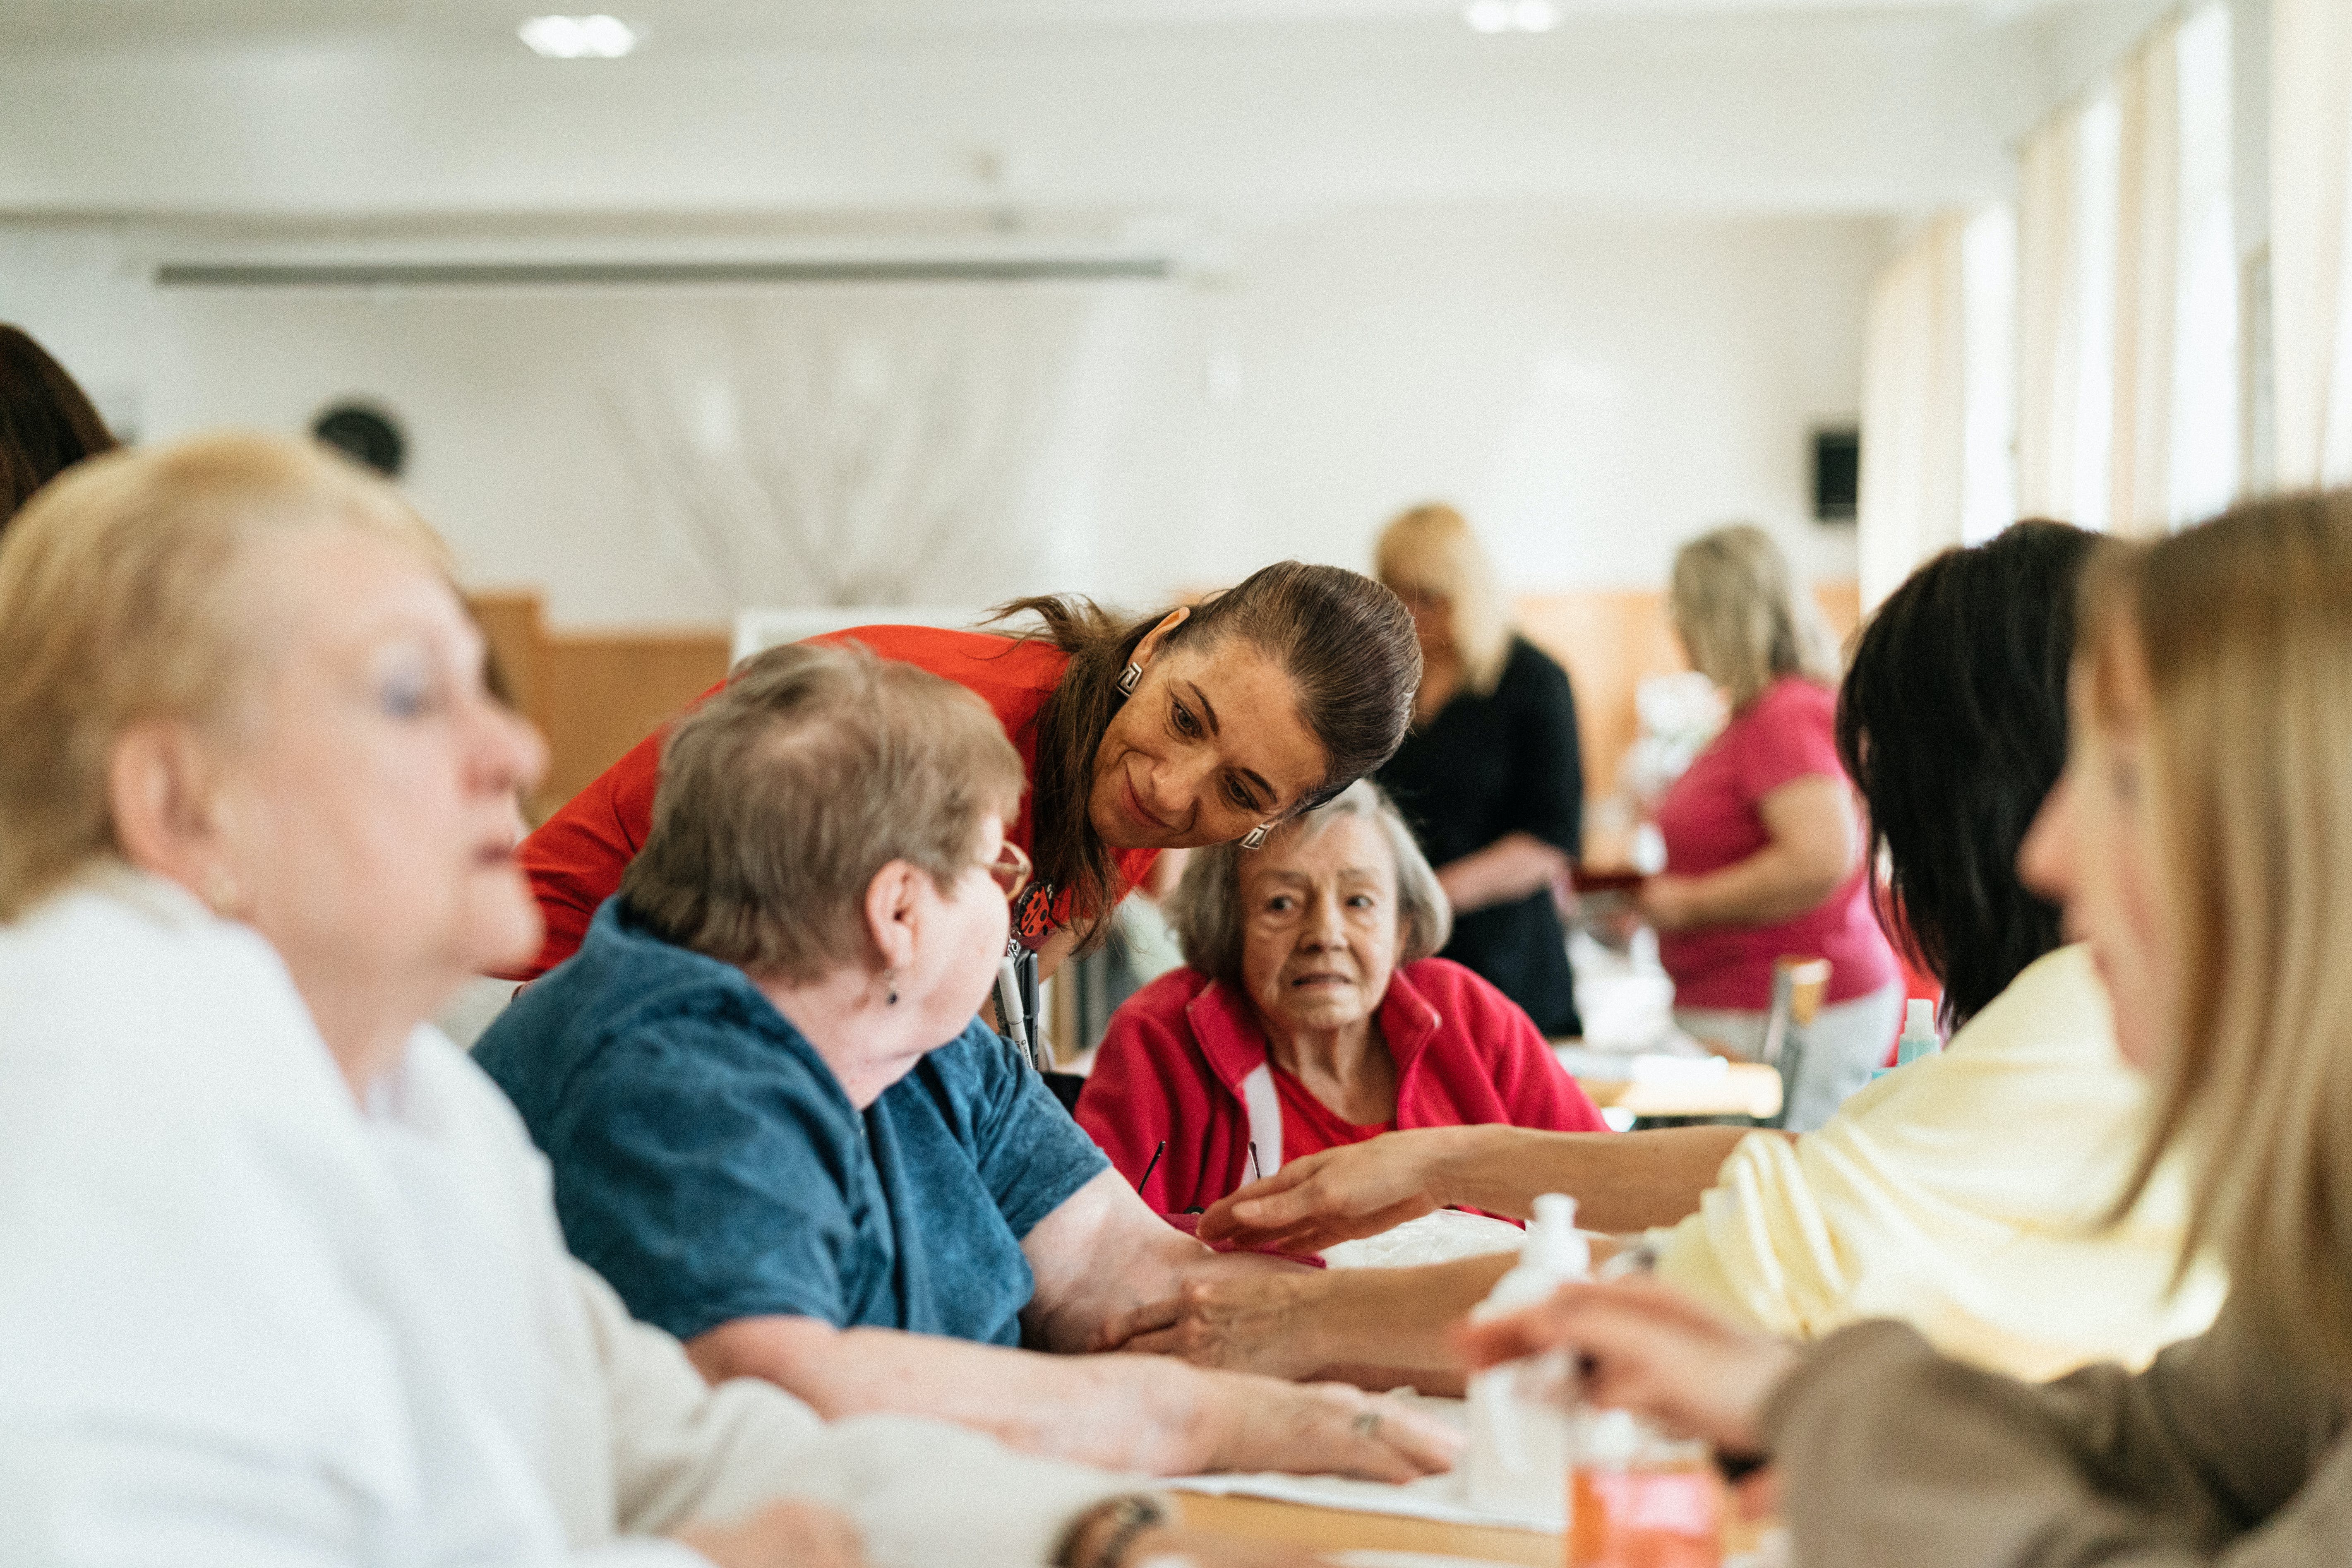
left=1105, top=523, right=2215, bottom=1385
left=0, top=434, right=1320, bottom=1568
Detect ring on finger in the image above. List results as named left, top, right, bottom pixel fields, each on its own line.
left=1351, top=1410, right=1382, bottom=1440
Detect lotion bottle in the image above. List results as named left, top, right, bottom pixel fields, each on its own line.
left=1464, top=1192, right=1589, bottom=1520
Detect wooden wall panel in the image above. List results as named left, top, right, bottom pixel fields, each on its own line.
left=536, top=633, right=732, bottom=810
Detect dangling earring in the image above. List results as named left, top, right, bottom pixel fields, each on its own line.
left=885, top=972, right=900, bottom=1006
left=1241, top=824, right=1271, bottom=851
left=1116, top=662, right=1143, bottom=696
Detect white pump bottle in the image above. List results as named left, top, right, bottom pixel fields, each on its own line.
left=1464, top=1192, right=1589, bottom=1520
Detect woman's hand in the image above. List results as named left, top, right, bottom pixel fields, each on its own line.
left=1094, top=1270, right=1329, bottom=1376
left=1188, top=1375, right=1462, bottom=1482
left=674, top=1498, right=866, bottom=1568
left=1456, top=1277, right=1798, bottom=1456
left=1196, top=1127, right=1484, bottom=1253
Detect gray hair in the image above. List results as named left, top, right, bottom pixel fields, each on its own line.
left=1165, top=779, right=1452, bottom=989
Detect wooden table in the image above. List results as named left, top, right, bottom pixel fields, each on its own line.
left=1182, top=1492, right=1558, bottom=1564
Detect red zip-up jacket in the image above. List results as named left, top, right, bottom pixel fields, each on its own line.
left=1075, top=958, right=1610, bottom=1215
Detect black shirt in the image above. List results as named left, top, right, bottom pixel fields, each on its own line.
left=1377, top=635, right=1585, bottom=1036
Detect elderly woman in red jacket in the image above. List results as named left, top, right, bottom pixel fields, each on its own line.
left=1078, top=780, right=1608, bottom=1215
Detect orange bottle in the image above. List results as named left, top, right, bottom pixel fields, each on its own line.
left=1566, top=1411, right=1724, bottom=1568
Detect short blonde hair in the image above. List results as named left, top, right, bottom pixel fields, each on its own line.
left=1668, top=524, right=1837, bottom=712
left=2091, top=492, right=2352, bottom=1378
left=1375, top=504, right=1512, bottom=697
left=1166, top=779, right=1451, bottom=989
left=0, top=432, right=445, bottom=921
left=618, top=640, right=1027, bottom=983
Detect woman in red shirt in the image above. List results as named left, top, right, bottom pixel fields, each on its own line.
left=1078, top=780, right=1607, bottom=1215
left=1641, top=525, right=1900, bottom=1129
left=513, top=560, right=1423, bottom=981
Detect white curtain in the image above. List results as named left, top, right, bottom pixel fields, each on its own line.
left=1857, top=207, right=2016, bottom=609
left=2271, top=0, right=2352, bottom=488
left=606, top=283, right=1156, bottom=610
left=2015, top=3, right=2237, bottom=537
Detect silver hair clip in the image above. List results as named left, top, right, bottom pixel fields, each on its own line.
left=1116, top=661, right=1143, bottom=696
left=1240, top=824, right=1270, bottom=851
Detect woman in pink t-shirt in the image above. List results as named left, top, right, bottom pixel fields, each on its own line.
left=1643, top=526, right=1901, bottom=1129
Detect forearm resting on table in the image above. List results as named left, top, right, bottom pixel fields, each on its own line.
left=689, top=1315, right=1196, bottom=1466
left=1437, top=833, right=1571, bottom=917
left=1433, top=1124, right=1766, bottom=1234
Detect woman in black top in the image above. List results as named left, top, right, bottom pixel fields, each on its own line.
left=1374, top=504, right=1586, bottom=1035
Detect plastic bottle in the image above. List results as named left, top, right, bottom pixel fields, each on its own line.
left=1464, top=1192, right=1588, bottom=1521
left=1896, top=997, right=1942, bottom=1066
left=1568, top=1408, right=1725, bottom=1568
left=1872, top=997, right=1944, bottom=1081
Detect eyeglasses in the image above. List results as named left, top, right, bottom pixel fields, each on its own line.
left=983, top=840, right=1033, bottom=905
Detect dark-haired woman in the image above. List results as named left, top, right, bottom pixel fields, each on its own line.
left=509, top=561, right=1422, bottom=981
left=1098, top=521, right=2218, bottom=1388
left=1, top=323, right=116, bottom=531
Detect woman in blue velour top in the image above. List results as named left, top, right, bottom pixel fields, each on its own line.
left=475, top=639, right=1457, bottom=1484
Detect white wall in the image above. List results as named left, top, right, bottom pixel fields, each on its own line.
left=3, top=204, right=1884, bottom=623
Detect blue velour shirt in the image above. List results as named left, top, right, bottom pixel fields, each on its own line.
left=473, top=899, right=1109, bottom=1346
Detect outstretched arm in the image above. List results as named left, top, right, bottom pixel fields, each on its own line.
left=1196, top=1123, right=1764, bottom=1254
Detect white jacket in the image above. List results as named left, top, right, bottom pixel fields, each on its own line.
left=0, top=869, right=1129, bottom=1568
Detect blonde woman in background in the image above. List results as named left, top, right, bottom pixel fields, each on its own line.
left=1374, top=504, right=1588, bottom=1036
left=1643, top=524, right=1900, bottom=1129
left=1466, top=494, right=2352, bottom=1568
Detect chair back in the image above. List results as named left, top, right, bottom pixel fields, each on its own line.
left=1757, top=955, right=1831, bottom=1129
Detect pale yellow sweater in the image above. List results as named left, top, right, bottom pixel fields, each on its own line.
left=1651, top=944, right=2223, bottom=1380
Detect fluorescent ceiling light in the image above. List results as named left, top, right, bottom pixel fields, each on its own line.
left=519, top=14, right=636, bottom=58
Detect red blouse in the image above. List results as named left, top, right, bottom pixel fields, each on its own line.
left=506, top=625, right=1159, bottom=979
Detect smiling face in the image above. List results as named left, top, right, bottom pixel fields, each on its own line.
left=1086, top=634, right=1330, bottom=850
left=2018, top=645, right=2176, bottom=1072
left=209, top=526, right=547, bottom=1032
left=1236, top=812, right=1405, bottom=1045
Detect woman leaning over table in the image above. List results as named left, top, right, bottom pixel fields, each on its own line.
left=1642, top=524, right=1900, bottom=1130
left=1466, top=493, right=2352, bottom=1568
left=0, top=432, right=1324, bottom=1568
left=511, top=564, right=1422, bottom=982
left=1076, top=780, right=1608, bottom=1216
left=1097, top=521, right=2218, bottom=1389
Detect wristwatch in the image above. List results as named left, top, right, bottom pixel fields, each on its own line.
left=1052, top=1494, right=1169, bottom=1568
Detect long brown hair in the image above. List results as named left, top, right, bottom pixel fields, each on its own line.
left=991, top=560, right=1420, bottom=947
left=2090, top=492, right=2352, bottom=1378
left=1, top=324, right=116, bottom=531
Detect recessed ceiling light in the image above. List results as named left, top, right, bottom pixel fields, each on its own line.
left=1512, top=0, right=1559, bottom=31
left=1464, top=0, right=1513, bottom=33
left=519, top=14, right=636, bottom=58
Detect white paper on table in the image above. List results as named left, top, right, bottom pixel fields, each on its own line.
left=1166, top=1395, right=1565, bottom=1533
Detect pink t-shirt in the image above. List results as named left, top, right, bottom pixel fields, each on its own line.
left=1652, top=676, right=1898, bottom=1011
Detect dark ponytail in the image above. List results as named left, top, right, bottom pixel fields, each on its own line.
left=992, top=560, right=1420, bottom=948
